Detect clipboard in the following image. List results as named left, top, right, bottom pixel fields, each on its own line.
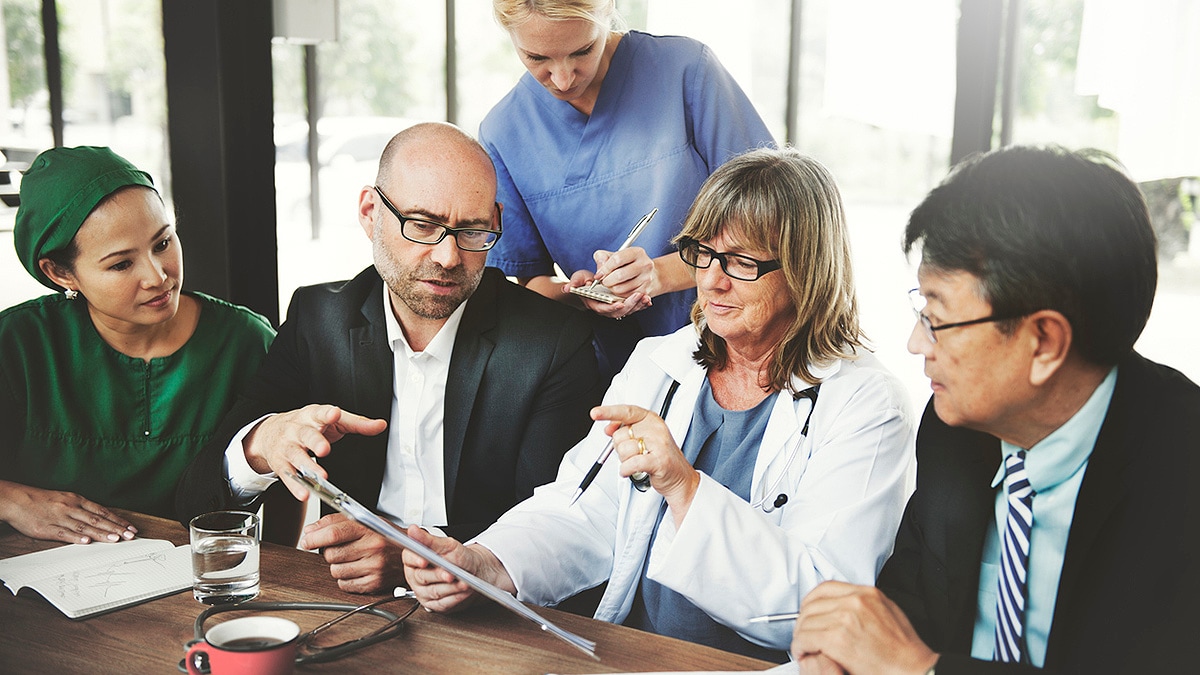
left=288, top=467, right=598, bottom=659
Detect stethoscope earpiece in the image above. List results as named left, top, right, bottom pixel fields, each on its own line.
left=760, top=493, right=789, bottom=513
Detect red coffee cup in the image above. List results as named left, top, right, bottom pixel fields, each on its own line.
left=185, top=616, right=299, bottom=675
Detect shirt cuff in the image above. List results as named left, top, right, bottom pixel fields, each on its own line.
left=224, top=413, right=279, bottom=499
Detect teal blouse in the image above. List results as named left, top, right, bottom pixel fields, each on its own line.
left=0, top=292, right=274, bottom=518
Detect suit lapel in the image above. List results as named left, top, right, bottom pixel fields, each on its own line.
left=350, top=279, right=394, bottom=422
left=921, top=404, right=1001, bottom=650
left=946, top=439, right=1000, bottom=648
left=442, top=271, right=500, bottom=510
left=1047, top=357, right=1137, bottom=654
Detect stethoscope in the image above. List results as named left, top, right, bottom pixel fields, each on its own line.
left=647, top=379, right=820, bottom=514
left=178, top=589, right=420, bottom=672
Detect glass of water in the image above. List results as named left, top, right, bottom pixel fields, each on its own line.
left=189, top=510, right=261, bottom=605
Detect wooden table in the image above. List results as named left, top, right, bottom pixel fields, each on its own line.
left=0, top=510, right=775, bottom=673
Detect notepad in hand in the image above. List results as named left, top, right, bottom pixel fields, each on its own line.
left=0, top=538, right=191, bottom=619
left=569, top=283, right=622, bottom=304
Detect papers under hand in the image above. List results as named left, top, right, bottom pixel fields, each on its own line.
left=289, top=468, right=598, bottom=659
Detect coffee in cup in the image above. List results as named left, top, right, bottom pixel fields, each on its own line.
left=185, top=615, right=299, bottom=675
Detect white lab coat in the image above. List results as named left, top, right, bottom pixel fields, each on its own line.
left=472, top=324, right=916, bottom=651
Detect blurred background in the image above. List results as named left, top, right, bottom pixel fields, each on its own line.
left=1, top=0, right=1197, bottom=408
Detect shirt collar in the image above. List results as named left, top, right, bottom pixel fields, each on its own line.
left=381, top=281, right=467, bottom=362
left=992, top=366, right=1119, bottom=492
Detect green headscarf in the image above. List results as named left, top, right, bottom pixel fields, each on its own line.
left=14, top=146, right=156, bottom=290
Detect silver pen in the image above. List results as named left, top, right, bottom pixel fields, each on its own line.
left=588, top=207, right=658, bottom=291
left=568, top=437, right=617, bottom=507
left=748, top=612, right=799, bottom=624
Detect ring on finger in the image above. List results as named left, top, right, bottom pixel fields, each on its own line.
left=626, top=426, right=636, bottom=442
left=637, top=438, right=648, bottom=455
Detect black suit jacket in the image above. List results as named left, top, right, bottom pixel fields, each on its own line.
left=176, top=267, right=604, bottom=540
left=878, top=352, right=1199, bottom=674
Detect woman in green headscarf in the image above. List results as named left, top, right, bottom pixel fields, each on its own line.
left=0, top=146, right=275, bottom=543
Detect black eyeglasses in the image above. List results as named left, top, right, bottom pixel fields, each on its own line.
left=907, top=288, right=1027, bottom=344
left=373, top=186, right=502, bottom=252
left=678, top=238, right=781, bottom=281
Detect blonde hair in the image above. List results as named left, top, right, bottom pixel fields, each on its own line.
left=676, top=147, right=864, bottom=391
left=492, top=0, right=625, bottom=32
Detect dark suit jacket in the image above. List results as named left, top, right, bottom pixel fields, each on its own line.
left=877, top=352, right=1198, bottom=674
left=176, top=267, right=604, bottom=541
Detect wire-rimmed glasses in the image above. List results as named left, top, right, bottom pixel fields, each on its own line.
left=907, top=288, right=1027, bottom=344
left=678, top=237, right=781, bottom=281
left=374, top=186, right=502, bottom=252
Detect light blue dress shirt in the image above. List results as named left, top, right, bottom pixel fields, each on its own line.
left=970, top=367, right=1117, bottom=665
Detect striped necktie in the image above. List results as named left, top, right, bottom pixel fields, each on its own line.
left=994, top=450, right=1035, bottom=662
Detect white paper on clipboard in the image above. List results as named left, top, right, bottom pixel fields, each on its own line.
left=289, top=468, right=598, bottom=659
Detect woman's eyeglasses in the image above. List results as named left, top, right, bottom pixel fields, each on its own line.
left=678, top=238, right=781, bottom=281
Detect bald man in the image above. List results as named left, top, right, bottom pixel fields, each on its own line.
left=177, top=122, right=603, bottom=593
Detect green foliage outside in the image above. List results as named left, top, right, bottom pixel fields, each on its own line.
left=4, top=0, right=47, bottom=109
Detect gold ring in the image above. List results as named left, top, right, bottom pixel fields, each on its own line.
left=626, top=427, right=636, bottom=442
left=637, top=438, right=648, bottom=455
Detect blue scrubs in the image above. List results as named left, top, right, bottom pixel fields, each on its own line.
left=481, top=30, right=774, bottom=374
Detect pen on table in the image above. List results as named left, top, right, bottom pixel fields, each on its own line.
left=748, top=612, right=799, bottom=624
left=588, top=207, right=658, bottom=291
left=568, top=437, right=618, bottom=506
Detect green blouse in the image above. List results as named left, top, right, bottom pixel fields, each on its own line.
left=0, top=292, right=274, bottom=518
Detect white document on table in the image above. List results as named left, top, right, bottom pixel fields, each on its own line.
left=0, top=538, right=191, bottom=619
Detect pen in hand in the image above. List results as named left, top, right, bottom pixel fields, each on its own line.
left=568, top=437, right=618, bottom=506
left=589, top=207, right=658, bottom=291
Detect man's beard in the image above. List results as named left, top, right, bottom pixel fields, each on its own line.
left=374, top=236, right=482, bottom=320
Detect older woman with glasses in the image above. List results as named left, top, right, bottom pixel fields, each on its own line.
left=400, top=147, right=916, bottom=661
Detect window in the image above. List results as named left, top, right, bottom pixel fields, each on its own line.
left=274, top=0, right=447, bottom=313
left=0, top=0, right=167, bottom=311
left=1010, top=0, right=1200, bottom=385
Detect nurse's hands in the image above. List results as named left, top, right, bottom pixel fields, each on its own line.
left=565, top=246, right=698, bottom=320
left=593, top=404, right=699, bottom=526
left=565, top=265, right=652, bottom=320
left=0, top=480, right=138, bottom=544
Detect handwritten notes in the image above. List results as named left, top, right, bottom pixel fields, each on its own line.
left=0, top=538, right=191, bottom=619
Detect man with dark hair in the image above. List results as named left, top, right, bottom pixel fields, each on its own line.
left=791, top=146, right=1197, bottom=674
left=177, top=122, right=604, bottom=594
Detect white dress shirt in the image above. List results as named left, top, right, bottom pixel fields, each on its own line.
left=224, top=282, right=466, bottom=529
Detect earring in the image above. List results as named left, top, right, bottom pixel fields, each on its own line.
left=64, top=289, right=79, bottom=300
